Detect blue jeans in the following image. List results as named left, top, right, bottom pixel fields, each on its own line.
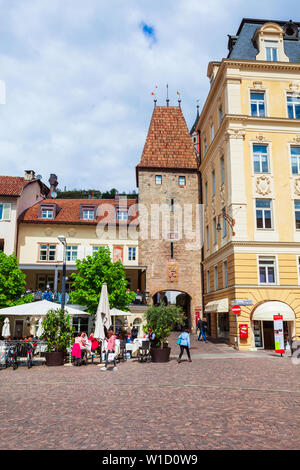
left=198, top=329, right=206, bottom=341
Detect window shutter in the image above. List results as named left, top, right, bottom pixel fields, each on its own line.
left=77, top=246, right=85, bottom=259
left=86, top=245, right=93, bottom=257
left=3, top=203, right=11, bottom=220
left=57, top=244, right=64, bottom=261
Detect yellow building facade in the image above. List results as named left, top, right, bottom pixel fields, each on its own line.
left=197, top=19, right=300, bottom=350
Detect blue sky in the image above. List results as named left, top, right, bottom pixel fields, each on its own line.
left=0, top=0, right=297, bottom=192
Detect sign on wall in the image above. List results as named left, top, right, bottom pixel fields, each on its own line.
left=167, top=264, right=178, bottom=282
left=113, top=246, right=123, bottom=263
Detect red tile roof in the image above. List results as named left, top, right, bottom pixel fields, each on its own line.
left=137, top=106, right=198, bottom=171
left=20, top=199, right=138, bottom=225
left=0, top=176, right=30, bottom=196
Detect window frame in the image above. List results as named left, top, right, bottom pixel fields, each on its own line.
left=258, top=256, right=277, bottom=285
left=178, top=176, right=186, bottom=187
left=287, top=92, right=300, bottom=119
left=255, top=199, right=273, bottom=230
left=223, top=260, right=228, bottom=288
left=128, top=246, right=136, bottom=261
left=155, top=175, right=162, bottom=185
left=250, top=91, right=266, bottom=117
left=252, top=143, right=269, bottom=174
left=38, top=243, right=57, bottom=262
left=66, top=245, right=78, bottom=262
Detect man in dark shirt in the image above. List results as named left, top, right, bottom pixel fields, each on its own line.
left=197, top=318, right=208, bottom=342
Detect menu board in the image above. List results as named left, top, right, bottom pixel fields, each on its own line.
left=273, top=314, right=284, bottom=354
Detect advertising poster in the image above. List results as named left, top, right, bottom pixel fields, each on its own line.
left=273, top=314, right=284, bottom=354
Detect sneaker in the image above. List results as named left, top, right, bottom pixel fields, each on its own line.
left=100, top=367, right=107, bottom=371
left=113, top=367, right=118, bottom=371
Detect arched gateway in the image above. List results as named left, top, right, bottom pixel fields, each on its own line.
left=153, top=290, right=191, bottom=330
left=136, top=105, right=202, bottom=333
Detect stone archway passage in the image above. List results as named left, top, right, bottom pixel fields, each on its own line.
left=152, top=290, right=191, bottom=331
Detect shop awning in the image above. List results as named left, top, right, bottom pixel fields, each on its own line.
left=204, top=298, right=228, bottom=313
left=253, top=301, right=295, bottom=321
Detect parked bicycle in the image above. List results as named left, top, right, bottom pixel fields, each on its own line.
left=4, top=342, right=18, bottom=370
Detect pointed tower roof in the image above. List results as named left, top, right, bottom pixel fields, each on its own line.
left=190, top=105, right=200, bottom=135
left=137, top=106, right=198, bottom=177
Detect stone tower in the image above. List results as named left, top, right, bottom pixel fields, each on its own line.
left=136, top=105, right=202, bottom=331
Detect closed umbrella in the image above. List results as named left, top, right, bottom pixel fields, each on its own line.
left=2, top=318, right=10, bottom=338
left=94, top=283, right=111, bottom=341
left=36, top=317, right=44, bottom=338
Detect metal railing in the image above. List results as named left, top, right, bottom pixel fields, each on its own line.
left=0, top=340, right=48, bottom=367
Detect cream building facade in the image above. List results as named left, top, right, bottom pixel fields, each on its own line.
left=16, top=196, right=146, bottom=338
left=196, top=19, right=300, bottom=350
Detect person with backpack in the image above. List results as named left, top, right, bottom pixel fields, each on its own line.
left=177, top=328, right=192, bottom=363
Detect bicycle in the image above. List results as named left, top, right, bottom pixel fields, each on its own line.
left=5, top=343, right=18, bottom=370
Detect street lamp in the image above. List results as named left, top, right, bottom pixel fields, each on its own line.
left=57, top=235, right=67, bottom=310
left=216, top=212, right=236, bottom=236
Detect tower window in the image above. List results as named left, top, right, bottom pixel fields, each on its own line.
left=178, top=176, right=186, bottom=186
left=155, top=175, right=162, bottom=185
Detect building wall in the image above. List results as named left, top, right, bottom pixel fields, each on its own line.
left=138, top=169, right=202, bottom=330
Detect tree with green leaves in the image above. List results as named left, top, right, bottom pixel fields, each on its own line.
left=143, top=302, right=185, bottom=348
left=0, top=251, right=33, bottom=309
left=70, top=247, right=136, bottom=314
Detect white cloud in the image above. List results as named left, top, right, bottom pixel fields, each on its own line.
left=0, top=0, right=297, bottom=191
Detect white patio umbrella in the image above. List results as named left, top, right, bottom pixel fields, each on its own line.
left=36, top=317, right=44, bottom=338
left=2, top=317, right=10, bottom=337
left=94, top=283, right=112, bottom=341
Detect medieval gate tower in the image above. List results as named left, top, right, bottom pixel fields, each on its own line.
left=136, top=104, right=202, bottom=331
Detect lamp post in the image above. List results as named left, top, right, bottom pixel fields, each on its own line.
left=216, top=212, right=236, bottom=236
left=57, top=235, right=67, bottom=310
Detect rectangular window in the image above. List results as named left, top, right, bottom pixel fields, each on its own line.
left=66, top=245, right=78, bottom=262
left=287, top=93, right=300, bottom=119
left=39, top=244, right=56, bottom=262
left=213, top=217, right=217, bottom=244
left=205, top=182, right=208, bottom=205
left=206, top=226, right=209, bottom=251
left=218, top=105, right=223, bottom=125
left=223, top=261, right=228, bottom=288
left=212, top=171, right=215, bottom=195
left=291, top=146, right=300, bottom=174
left=253, top=144, right=269, bottom=173
left=0, top=203, right=11, bottom=221
left=207, top=270, right=210, bottom=293
left=221, top=157, right=225, bottom=185
left=214, top=266, right=218, bottom=290
left=178, top=176, right=186, bottom=186
left=210, top=123, right=214, bottom=142
left=117, top=211, right=128, bottom=221
left=250, top=92, right=265, bottom=117
left=155, top=175, right=162, bottom=185
left=92, top=245, right=105, bottom=253
left=41, top=208, right=54, bottom=219
left=82, top=209, right=95, bottom=220
left=259, top=257, right=276, bottom=284
left=128, top=247, right=136, bottom=261
left=256, top=199, right=272, bottom=229
left=203, top=137, right=207, bottom=156
left=265, top=40, right=278, bottom=61
left=294, top=200, right=300, bottom=229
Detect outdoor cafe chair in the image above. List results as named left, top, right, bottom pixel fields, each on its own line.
left=138, top=340, right=151, bottom=362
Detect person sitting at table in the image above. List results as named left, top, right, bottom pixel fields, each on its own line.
left=88, top=332, right=99, bottom=358
left=131, top=326, right=138, bottom=341
left=126, top=333, right=132, bottom=344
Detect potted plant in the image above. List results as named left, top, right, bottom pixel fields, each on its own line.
left=144, top=302, right=185, bottom=362
left=41, top=308, right=74, bottom=366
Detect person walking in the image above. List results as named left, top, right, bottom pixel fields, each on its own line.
left=101, top=330, right=117, bottom=371
left=177, top=328, right=192, bottom=363
left=197, top=318, right=208, bottom=342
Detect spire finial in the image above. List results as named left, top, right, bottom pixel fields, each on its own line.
left=151, top=85, right=158, bottom=107
left=177, top=91, right=181, bottom=107
left=166, top=84, right=169, bottom=107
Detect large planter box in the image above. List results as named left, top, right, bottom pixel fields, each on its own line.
left=44, top=351, right=65, bottom=366
left=150, top=347, right=171, bottom=363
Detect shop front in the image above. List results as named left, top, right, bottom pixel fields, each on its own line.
left=251, top=301, right=295, bottom=350
left=204, top=298, right=229, bottom=342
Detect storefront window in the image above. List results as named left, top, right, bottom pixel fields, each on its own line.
left=254, top=320, right=263, bottom=348
left=217, top=313, right=229, bottom=339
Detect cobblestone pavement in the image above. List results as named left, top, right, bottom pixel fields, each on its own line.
left=1, top=333, right=300, bottom=450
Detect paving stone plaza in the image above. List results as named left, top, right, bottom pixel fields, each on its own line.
left=1, top=333, right=299, bottom=451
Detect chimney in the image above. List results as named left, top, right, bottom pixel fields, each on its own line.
left=24, top=170, right=35, bottom=181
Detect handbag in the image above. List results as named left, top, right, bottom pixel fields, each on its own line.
left=107, top=352, right=115, bottom=362
left=176, top=336, right=182, bottom=345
